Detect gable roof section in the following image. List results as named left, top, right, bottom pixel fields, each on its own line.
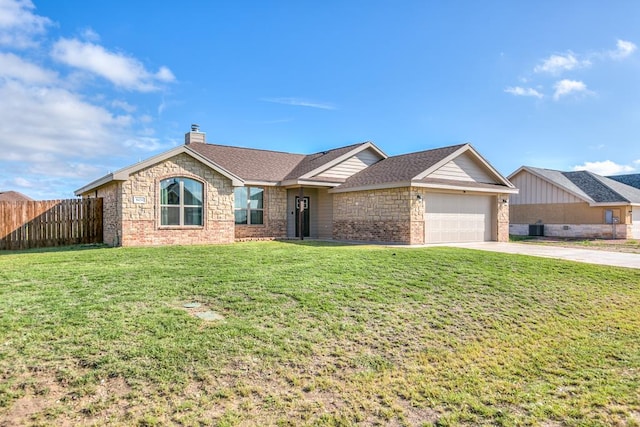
left=509, top=166, right=640, bottom=205
left=331, top=143, right=517, bottom=193
left=608, top=173, right=640, bottom=189
left=282, top=142, right=387, bottom=185
left=74, top=145, right=244, bottom=196
left=188, top=141, right=386, bottom=186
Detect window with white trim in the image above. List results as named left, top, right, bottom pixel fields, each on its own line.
left=234, top=187, right=264, bottom=225
left=160, top=177, right=203, bottom=226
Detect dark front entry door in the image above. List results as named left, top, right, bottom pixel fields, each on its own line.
left=295, top=196, right=310, bottom=237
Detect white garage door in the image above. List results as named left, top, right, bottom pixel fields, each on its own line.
left=632, top=209, right=640, bottom=239
left=425, top=193, right=494, bottom=243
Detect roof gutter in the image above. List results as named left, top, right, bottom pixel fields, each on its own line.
left=330, top=180, right=518, bottom=194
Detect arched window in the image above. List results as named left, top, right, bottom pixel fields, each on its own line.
left=160, top=177, right=203, bottom=226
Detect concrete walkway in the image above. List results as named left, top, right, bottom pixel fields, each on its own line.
left=427, top=242, right=640, bottom=269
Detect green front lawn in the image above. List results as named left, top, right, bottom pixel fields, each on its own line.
left=1, top=242, right=639, bottom=426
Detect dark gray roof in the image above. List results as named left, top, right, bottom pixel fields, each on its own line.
left=521, top=166, right=640, bottom=204
left=338, top=144, right=466, bottom=189
left=561, top=171, right=625, bottom=203
left=608, top=173, right=640, bottom=189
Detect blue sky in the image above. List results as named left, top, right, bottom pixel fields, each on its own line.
left=1, top=0, right=640, bottom=199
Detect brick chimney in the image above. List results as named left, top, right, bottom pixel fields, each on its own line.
left=185, top=124, right=205, bottom=145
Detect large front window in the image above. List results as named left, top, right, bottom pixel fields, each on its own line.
left=160, top=177, right=203, bottom=226
left=234, top=187, right=264, bottom=225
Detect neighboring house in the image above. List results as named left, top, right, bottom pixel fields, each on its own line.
left=508, top=166, right=640, bottom=239
left=0, top=191, right=34, bottom=202
left=608, top=173, right=640, bottom=189
left=75, top=126, right=517, bottom=247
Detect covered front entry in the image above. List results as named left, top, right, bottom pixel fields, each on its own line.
left=286, top=188, right=334, bottom=239
left=425, top=193, right=495, bottom=243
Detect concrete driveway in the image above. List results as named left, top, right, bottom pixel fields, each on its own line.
left=434, top=242, right=640, bottom=269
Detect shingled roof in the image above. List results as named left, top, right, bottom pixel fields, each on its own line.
left=608, top=173, right=640, bottom=190
left=187, top=141, right=379, bottom=184
left=187, top=143, right=305, bottom=182
left=512, top=166, right=640, bottom=205
left=76, top=129, right=515, bottom=196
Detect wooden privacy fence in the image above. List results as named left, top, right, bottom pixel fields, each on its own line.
left=0, top=198, right=103, bottom=250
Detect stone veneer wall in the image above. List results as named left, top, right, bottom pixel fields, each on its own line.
left=118, top=153, right=235, bottom=246
left=497, top=194, right=509, bottom=243
left=410, top=188, right=425, bottom=245
left=235, top=186, right=288, bottom=240
left=333, top=188, right=509, bottom=244
left=95, top=182, right=122, bottom=246
left=510, top=223, right=629, bottom=239
left=333, top=188, right=413, bottom=243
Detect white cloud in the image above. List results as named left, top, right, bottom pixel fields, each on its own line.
left=51, top=37, right=175, bottom=92
left=0, top=0, right=52, bottom=48
left=609, top=39, right=637, bottom=59
left=553, top=79, right=591, bottom=100
left=0, top=52, right=57, bottom=84
left=111, top=99, right=137, bottom=113
left=261, top=97, right=336, bottom=110
left=0, top=1, right=177, bottom=199
left=572, top=160, right=635, bottom=175
left=534, top=53, right=590, bottom=74
left=504, top=86, right=543, bottom=98
left=80, top=27, right=100, bottom=42
left=0, top=81, right=132, bottom=158
left=12, top=176, right=34, bottom=187
left=123, top=136, right=165, bottom=152
left=155, top=66, right=175, bottom=82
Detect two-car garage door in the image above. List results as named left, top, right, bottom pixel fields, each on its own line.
left=425, top=193, right=495, bottom=243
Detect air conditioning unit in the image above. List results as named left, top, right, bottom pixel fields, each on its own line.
left=529, top=224, right=544, bottom=236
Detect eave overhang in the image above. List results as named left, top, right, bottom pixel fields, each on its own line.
left=74, top=145, right=244, bottom=196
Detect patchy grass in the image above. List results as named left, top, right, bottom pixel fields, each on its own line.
left=1, top=241, right=639, bottom=426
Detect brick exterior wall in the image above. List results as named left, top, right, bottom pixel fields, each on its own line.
left=114, top=153, right=235, bottom=247
left=333, top=188, right=413, bottom=243
left=235, top=186, right=287, bottom=240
